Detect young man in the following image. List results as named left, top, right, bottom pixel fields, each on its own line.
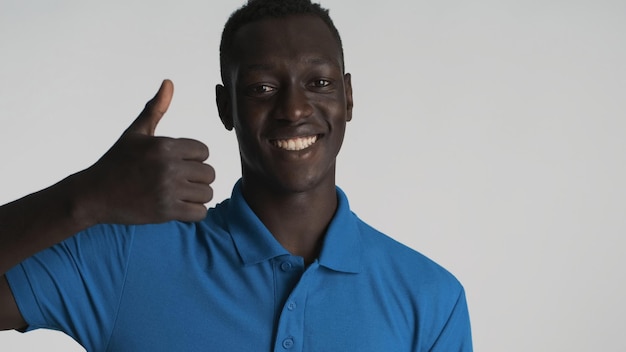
left=0, top=0, right=472, bottom=350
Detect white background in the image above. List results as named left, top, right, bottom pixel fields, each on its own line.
left=1, top=0, right=625, bottom=351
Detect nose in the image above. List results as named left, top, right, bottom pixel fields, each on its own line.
left=276, top=84, right=313, bottom=122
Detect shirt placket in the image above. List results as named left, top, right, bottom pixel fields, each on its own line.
left=273, top=257, right=317, bottom=352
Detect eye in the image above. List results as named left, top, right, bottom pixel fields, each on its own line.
left=254, top=85, right=275, bottom=93
left=246, top=84, right=276, bottom=97
left=312, top=79, right=331, bottom=88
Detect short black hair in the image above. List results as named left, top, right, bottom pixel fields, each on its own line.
left=219, top=0, right=345, bottom=86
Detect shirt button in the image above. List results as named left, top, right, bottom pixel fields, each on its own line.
left=280, top=261, right=293, bottom=272
left=287, top=301, right=296, bottom=311
left=282, top=337, right=294, bottom=349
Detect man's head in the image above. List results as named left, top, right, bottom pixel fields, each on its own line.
left=219, top=0, right=345, bottom=88
left=215, top=1, right=353, bottom=196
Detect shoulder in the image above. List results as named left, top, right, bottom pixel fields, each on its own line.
left=350, top=214, right=471, bottom=347
left=355, top=215, right=464, bottom=296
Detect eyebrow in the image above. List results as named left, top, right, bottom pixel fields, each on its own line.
left=304, top=57, right=339, bottom=68
left=241, top=56, right=341, bottom=73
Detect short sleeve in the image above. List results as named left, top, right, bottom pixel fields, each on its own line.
left=5, top=223, right=135, bottom=351
left=428, top=287, right=473, bottom=351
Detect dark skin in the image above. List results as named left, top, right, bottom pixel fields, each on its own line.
left=0, top=14, right=352, bottom=331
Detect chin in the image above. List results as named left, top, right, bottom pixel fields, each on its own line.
left=242, top=157, right=337, bottom=196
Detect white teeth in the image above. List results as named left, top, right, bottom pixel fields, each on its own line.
left=273, top=135, right=318, bottom=151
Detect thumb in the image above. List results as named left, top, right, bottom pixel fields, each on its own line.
left=126, top=79, right=174, bottom=136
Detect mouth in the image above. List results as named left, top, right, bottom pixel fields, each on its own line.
left=270, top=135, right=319, bottom=151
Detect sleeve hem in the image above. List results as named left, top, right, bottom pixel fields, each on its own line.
left=5, top=264, right=48, bottom=332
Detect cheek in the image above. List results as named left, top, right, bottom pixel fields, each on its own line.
left=233, top=115, right=258, bottom=153
left=235, top=100, right=268, bottom=129
left=318, top=92, right=347, bottom=119
left=324, top=103, right=349, bottom=133
left=325, top=107, right=349, bottom=150
left=233, top=104, right=262, bottom=135
left=234, top=125, right=260, bottom=156
left=333, top=122, right=347, bottom=150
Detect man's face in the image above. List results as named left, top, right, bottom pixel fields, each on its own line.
left=218, top=14, right=353, bottom=194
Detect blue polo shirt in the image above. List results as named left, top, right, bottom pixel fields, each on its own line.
left=6, top=181, right=472, bottom=351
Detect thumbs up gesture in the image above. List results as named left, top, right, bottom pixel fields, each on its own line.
left=81, top=80, right=215, bottom=225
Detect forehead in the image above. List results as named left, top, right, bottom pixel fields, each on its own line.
left=230, top=14, right=342, bottom=72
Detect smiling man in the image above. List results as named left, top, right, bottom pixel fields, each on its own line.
left=0, top=0, right=472, bottom=351
left=216, top=11, right=354, bottom=265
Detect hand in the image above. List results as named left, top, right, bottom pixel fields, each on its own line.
left=82, top=80, right=215, bottom=224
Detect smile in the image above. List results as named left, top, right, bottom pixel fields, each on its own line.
left=271, top=135, right=318, bottom=151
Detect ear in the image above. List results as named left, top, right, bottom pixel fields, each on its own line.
left=344, top=73, right=354, bottom=122
left=216, top=84, right=234, bottom=131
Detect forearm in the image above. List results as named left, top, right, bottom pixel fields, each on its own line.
left=0, top=170, right=96, bottom=275
left=0, top=80, right=214, bottom=275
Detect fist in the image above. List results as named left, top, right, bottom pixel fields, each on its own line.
left=84, top=80, right=215, bottom=224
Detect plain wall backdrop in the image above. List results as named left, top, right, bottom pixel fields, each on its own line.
left=1, top=0, right=625, bottom=351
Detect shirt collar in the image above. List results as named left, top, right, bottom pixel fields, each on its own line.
left=226, top=180, right=363, bottom=273
left=226, top=180, right=290, bottom=265
left=316, top=186, right=363, bottom=273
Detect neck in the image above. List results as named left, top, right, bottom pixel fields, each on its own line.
left=241, top=176, right=337, bottom=265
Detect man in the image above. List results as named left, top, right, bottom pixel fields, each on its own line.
left=0, top=0, right=472, bottom=350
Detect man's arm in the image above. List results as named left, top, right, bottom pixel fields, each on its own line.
left=0, top=275, right=25, bottom=330
left=0, top=80, right=215, bottom=330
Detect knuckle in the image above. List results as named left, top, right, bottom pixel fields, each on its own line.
left=199, top=143, right=210, bottom=159
left=196, top=186, right=213, bottom=203
left=204, top=187, right=214, bottom=202
left=180, top=138, right=210, bottom=160
left=203, top=164, right=216, bottom=182
left=140, top=137, right=173, bottom=162
left=154, top=192, right=175, bottom=219
left=190, top=205, right=208, bottom=221
left=152, top=137, right=175, bottom=155
left=149, top=161, right=172, bottom=184
left=174, top=204, right=203, bottom=222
